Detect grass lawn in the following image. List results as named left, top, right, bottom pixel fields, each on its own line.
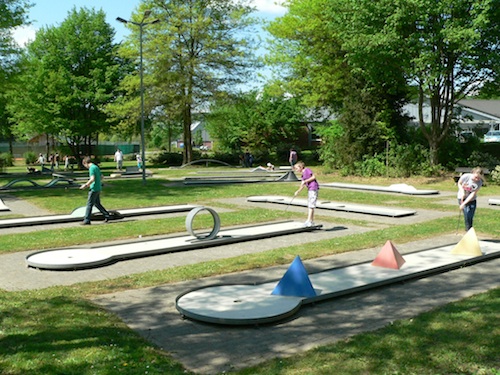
left=0, top=164, right=499, bottom=374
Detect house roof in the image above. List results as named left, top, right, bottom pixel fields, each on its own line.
left=458, top=99, right=500, bottom=119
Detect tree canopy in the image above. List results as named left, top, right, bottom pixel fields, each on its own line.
left=0, top=0, right=31, bottom=144
left=267, top=0, right=500, bottom=167
left=0, top=0, right=31, bottom=62
left=205, top=87, right=305, bottom=155
left=337, top=0, right=500, bottom=165
left=7, top=7, right=125, bottom=159
left=266, top=0, right=409, bottom=170
left=110, top=0, right=261, bottom=164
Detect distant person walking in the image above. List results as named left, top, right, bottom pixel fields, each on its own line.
left=294, top=161, right=319, bottom=227
left=80, top=156, right=111, bottom=225
left=64, top=155, right=71, bottom=171
left=54, top=153, right=60, bottom=169
left=136, top=153, right=143, bottom=169
left=243, top=150, right=253, bottom=167
left=48, top=153, right=55, bottom=170
left=114, top=148, right=124, bottom=170
left=289, top=148, right=298, bottom=168
left=457, top=167, right=484, bottom=231
left=37, top=153, right=45, bottom=170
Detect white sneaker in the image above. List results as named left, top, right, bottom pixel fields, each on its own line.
left=304, top=221, right=313, bottom=227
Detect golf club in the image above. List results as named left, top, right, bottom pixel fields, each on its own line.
left=455, top=208, right=462, bottom=235
left=285, top=195, right=296, bottom=212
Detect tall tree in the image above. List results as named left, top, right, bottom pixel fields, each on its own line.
left=321, top=0, right=500, bottom=165
left=266, top=0, right=409, bottom=170
left=268, top=0, right=500, bottom=167
left=0, top=0, right=31, bottom=59
left=7, top=8, right=125, bottom=160
left=0, top=0, right=31, bottom=149
left=266, top=0, right=347, bottom=110
left=113, top=0, right=260, bottom=164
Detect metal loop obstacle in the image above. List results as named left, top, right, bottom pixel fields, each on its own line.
left=185, top=206, right=221, bottom=240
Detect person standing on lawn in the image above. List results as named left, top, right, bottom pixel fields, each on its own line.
left=114, top=148, right=124, bottom=171
left=294, top=161, right=319, bottom=227
left=457, top=167, right=484, bottom=231
left=80, top=156, right=111, bottom=225
left=289, top=148, right=298, bottom=168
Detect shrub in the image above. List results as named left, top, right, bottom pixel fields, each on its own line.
left=389, top=143, right=432, bottom=177
left=354, top=154, right=386, bottom=177
left=209, top=151, right=240, bottom=165
left=150, top=151, right=184, bottom=166
left=23, top=151, right=37, bottom=165
left=0, top=153, right=14, bottom=168
left=466, top=151, right=500, bottom=170
left=490, top=165, right=500, bottom=185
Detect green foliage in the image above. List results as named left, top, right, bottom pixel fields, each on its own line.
left=337, top=0, right=500, bottom=165
left=316, top=120, right=344, bottom=169
left=354, top=154, right=386, bottom=177
left=113, top=0, right=260, bottom=164
left=205, top=88, right=306, bottom=155
left=436, top=132, right=482, bottom=169
left=0, top=0, right=31, bottom=61
left=209, top=151, right=241, bottom=165
left=23, top=151, right=36, bottom=164
left=265, top=0, right=347, bottom=109
left=0, top=1, right=32, bottom=145
left=490, top=165, right=500, bottom=185
left=389, top=143, right=445, bottom=177
left=466, top=151, right=500, bottom=170
left=268, top=0, right=500, bottom=168
left=316, top=82, right=407, bottom=172
left=480, top=142, right=500, bottom=161
left=0, top=152, right=13, bottom=168
left=147, top=119, right=183, bottom=151
left=267, top=0, right=410, bottom=170
left=149, top=151, right=184, bottom=167
left=7, top=7, right=125, bottom=159
left=339, top=142, right=444, bottom=178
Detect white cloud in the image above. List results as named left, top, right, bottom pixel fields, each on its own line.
left=253, top=0, right=287, bottom=15
left=11, top=25, right=37, bottom=47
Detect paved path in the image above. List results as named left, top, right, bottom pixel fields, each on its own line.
left=1, top=194, right=499, bottom=374
left=0, top=221, right=373, bottom=291
left=92, top=235, right=500, bottom=374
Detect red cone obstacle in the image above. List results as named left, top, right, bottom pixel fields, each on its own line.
left=371, top=240, right=406, bottom=269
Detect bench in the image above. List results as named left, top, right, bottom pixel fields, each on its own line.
left=108, top=166, right=153, bottom=178
left=125, top=166, right=140, bottom=173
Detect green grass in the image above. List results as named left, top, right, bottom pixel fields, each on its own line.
left=238, top=289, right=500, bottom=375
left=1, top=166, right=500, bottom=374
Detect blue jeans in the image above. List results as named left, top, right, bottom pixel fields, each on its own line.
left=84, top=190, right=110, bottom=223
left=458, top=199, right=476, bottom=231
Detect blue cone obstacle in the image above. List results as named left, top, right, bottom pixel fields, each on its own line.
left=271, top=255, right=317, bottom=297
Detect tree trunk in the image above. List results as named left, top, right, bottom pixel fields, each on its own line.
left=182, top=104, right=193, bottom=164
left=428, top=140, right=439, bottom=167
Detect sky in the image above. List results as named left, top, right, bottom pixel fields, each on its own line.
left=12, top=0, right=287, bottom=46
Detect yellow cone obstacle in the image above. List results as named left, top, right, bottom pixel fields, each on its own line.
left=451, top=227, right=482, bottom=256
left=371, top=240, right=406, bottom=269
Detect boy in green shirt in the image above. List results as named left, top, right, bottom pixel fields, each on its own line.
left=80, top=156, right=111, bottom=225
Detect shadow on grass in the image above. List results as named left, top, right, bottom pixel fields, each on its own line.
left=0, top=293, right=188, bottom=374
